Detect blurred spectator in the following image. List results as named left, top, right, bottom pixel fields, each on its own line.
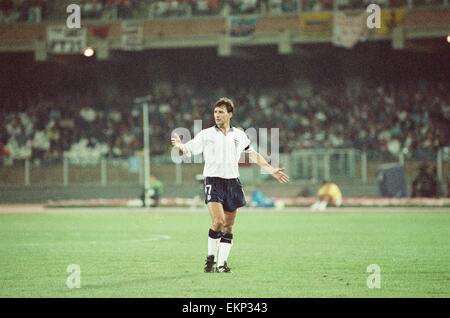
left=239, top=0, right=258, bottom=13
left=310, top=180, right=343, bottom=210
left=141, top=175, right=163, bottom=207
left=0, top=0, right=19, bottom=22
left=296, top=185, right=311, bottom=197
left=268, top=0, right=282, bottom=14
left=429, top=164, right=441, bottom=197
left=447, top=176, right=450, bottom=198
left=0, top=142, right=10, bottom=165
left=81, top=0, right=104, bottom=19
left=250, top=188, right=275, bottom=207
left=411, top=163, right=439, bottom=197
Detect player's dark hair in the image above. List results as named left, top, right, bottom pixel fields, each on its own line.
left=214, top=97, right=234, bottom=113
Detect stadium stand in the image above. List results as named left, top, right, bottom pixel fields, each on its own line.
left=0, top=78, right=448, bottom=164
left=2, top=0, right=448, bottom=23
left=0, top=0, right=448, bottom=201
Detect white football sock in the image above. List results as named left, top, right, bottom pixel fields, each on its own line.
left=208, top=236, right=220, bottom=259
left=217, top=233, right=233, bottom=267
left=218, top=242, right=232, bottom=267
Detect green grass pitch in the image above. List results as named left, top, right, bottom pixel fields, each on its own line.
left=0, top=207, right=449, bottom=297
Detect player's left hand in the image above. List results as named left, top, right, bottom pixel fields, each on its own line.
left=272, top=168, right=289, bottom=183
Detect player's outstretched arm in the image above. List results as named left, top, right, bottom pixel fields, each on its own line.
left=248, top=150, right=289, bottom=183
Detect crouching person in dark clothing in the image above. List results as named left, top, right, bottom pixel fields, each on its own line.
left=411, top=163, right=439, bottom=198
left=141, top=175, right=163, bottom=207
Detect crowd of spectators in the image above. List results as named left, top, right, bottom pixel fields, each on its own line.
left=80, top=0, right=139, bottom=20
left=0, top=0, right=53, bottom=23
left=0, top=79, right=448, bottom=166
left=78, top=0, right=449, bottom=19
left=80, top=0, right=301, bottom=18
left=0, top=89, right=140, bottom=165
left=2, top=0, right=445, bottom=24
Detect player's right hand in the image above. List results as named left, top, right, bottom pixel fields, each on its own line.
left=171, top=133, right=181, bottom=147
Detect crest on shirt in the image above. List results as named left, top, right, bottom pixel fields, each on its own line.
left=234, top=138, right=239, bottom=147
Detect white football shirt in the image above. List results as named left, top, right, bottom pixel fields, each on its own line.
left=184, top=125, right=254, bottom=179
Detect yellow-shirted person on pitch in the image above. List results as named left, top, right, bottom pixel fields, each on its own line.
left=311, top=180, right=343, bottom=210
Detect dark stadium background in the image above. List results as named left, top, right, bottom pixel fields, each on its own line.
left=1, top=42, right=449, bottom=202
left=0, top=0, right=449, bottom=300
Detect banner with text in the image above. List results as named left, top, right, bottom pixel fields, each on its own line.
left=227, top=15, right=259, bottom=37
left=376, top=8, right=406, bottom=35
left=299, top=12, right=333, bottom=35
left=332, top=11, right=368, bottom=49
left=121, top=21, right=144, bottom=50
left=47, top=26, right=86, bottom=54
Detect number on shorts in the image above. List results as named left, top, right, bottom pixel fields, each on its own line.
left=205, top=185, right=212, bottom=195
